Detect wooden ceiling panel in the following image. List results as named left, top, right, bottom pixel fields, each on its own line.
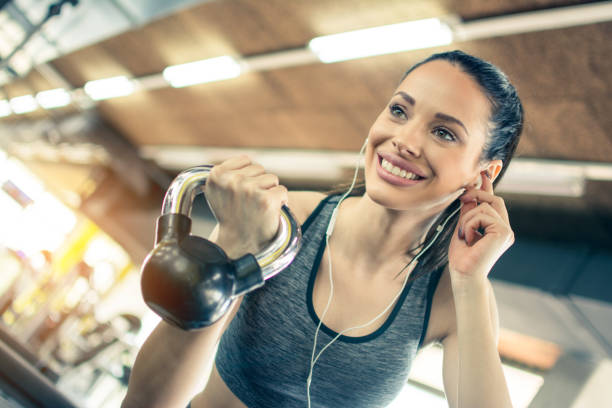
left=51, top=46, right=132, bottom=87
left=183, top=0, right=316, bottom=56
left=450, top=0, right=591, bottom=19
left=134, top=10, right=237, bottom=67
left=451, top=23, right=612, bottom=99
left=292, top=0, right=450, bottom=37
left=522, top=98, right=612, bottom=161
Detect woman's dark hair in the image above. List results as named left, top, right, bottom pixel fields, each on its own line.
left=327, top=49, right=524, bottom=280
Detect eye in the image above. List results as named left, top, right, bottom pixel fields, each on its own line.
left=389, top=104, right=407, bottom=119
left=432, top=127, right=457, bottom=142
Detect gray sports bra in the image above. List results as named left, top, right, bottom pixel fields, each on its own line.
left=215, top=194, right=443, bottom=407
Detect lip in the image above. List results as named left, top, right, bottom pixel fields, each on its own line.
left=377, top=152, right=427, bottom=178
left=375, top=154, right=427, bottom=187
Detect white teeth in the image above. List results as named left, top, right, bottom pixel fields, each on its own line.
left=381, top=159, right=422, bottom=180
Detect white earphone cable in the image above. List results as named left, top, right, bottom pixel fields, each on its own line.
left=306, top=139, right=462, bottom=407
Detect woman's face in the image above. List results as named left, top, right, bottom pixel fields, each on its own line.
left=364, top=59, right=498, bottom=212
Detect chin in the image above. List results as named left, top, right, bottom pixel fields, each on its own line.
left=363, top=182, right=419, bottom=211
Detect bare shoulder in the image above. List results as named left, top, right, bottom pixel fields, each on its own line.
left=287, top=190, right=327, bottom=225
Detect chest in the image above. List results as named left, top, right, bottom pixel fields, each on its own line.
left=312, top=250, right=455, bottom=344
left=311, top=247, right=452, bottom=340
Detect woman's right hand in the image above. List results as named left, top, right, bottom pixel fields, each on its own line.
left=205, top=155, right=288, bottom=258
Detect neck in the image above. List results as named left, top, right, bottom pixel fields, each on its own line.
left=329, top=194, right=445, bottom=274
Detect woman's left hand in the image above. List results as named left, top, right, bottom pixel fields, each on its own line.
left=448, top=171, right=515, bottom=284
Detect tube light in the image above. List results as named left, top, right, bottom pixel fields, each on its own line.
left=36, top=88, right=71, bottom=109
left=9, top=95, right=37, bottom=114
left=309, top=18, right=453, bottom=63
left=84, top=76, right=135, bottom=101
left=163, top=56, right=242, bottom=88
left=0, top=100, right=11, bottom=117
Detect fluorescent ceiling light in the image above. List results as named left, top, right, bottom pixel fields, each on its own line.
left=9, top=95, right=37, bottom=114
left=84, top=76, right=135, bottom=101
left=0, top=100, right=11, bottom=117
left=36, top=88, right=71, bottom=109
left=309, top=18, right=453, bottom=63
left=163, top=56, right=242, bottom=88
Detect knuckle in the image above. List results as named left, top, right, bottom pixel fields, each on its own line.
left=236, top=154, right=251, bottom=163
left=228, top=174, right=246, bottom=190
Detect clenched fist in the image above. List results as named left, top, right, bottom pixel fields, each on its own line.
left=205, top=155, right=288, bottom=258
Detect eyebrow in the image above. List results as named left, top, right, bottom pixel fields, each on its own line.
left=393, top=91, right=415, bottom=106
left=393, top=91, right=469, bottom=136
left=434, top=112, right=469, bottom=136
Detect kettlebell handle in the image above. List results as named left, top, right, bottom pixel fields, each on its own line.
left=141, top=165, right=301, bottom=330
left=161, top=165, right=301, bottom=278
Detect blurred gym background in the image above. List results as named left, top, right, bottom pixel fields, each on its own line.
left=0, top=0, right=611, bottom=407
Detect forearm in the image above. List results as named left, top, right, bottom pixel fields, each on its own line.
left=451, top=277, right=513, bottom=408
left=122, top=317, right=227, bottom=408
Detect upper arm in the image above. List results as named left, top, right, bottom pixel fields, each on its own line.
left=441, top=279, right=500, bottom=408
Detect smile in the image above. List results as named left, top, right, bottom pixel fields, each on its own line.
left=375, top=155, right=426, bottom=187
left=380, top=158, right=423, bottom=180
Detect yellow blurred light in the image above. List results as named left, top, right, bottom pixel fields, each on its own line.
left=2, top=310, right=16, bottom=325
left=54, top=220, right=99, bottom=278
left=83, top=234, right=130, bottom=269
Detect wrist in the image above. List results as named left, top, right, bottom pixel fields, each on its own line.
left=450, top=271, right=489, bottom=297
left=215, top=230, right=259, bottom=259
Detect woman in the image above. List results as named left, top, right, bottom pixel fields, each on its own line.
left=123, top=50, right=523, bottom=408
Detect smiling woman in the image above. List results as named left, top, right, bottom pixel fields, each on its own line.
left=123, top=50, right=524, bottom=408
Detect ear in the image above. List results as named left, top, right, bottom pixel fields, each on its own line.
left=482, top=159, right=503, bottom=183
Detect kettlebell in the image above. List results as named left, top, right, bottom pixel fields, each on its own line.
left=141, top=165, right=301, bottom=330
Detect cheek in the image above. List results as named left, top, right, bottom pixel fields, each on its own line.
left=429, top=151, right=476, bottom=185
left=367, top=111, right=393, bottom=139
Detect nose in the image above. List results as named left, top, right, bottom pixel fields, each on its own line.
left=390, top=117, right=425, bottom=157
left=392, top=138, right=421, bottom=158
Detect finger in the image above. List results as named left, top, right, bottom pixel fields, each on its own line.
left=462, top=212, right=496, bottom=245
left=234, top=163, right=266, bottom=178
left=459, top=202, right=504, bottom=235
left=218, top=154, right=252, bottom=171
left=267, top=184, right=289, bottom=207
left=251, top=173, right=280, bottom=189
left=463, top=212, right=506, bottom=245
left=481, top=170, right=493, bottom=193
left=461, top=191, right=509, bottom=225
